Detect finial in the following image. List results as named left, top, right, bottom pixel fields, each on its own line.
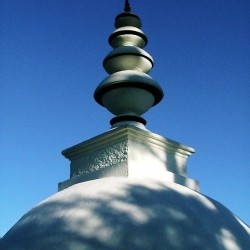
left=124, top=0, right=131, bottom=12
left=95, top=0, right=163, bottom=129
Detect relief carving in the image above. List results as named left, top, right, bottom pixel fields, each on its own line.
left=71, top=141, right=128, bottom=178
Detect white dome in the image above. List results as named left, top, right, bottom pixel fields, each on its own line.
left=1, top=177, right=250, bottom=250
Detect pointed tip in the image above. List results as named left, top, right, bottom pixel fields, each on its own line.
left=124, top=0, right=131, bottom=12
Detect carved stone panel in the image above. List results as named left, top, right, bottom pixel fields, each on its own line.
left=70, top=141, right=128, bottom=178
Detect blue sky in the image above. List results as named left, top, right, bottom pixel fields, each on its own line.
left=1, top=0, right=249, bottom=236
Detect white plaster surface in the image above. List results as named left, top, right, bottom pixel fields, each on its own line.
left=59, top=125, right=199, bottom=191
left=1, top=177, right=250, bottom=250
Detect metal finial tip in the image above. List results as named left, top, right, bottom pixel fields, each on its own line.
left=124, top=0, right=131, bottom=12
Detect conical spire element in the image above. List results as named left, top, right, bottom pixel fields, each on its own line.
left=94, top=3, right=164, bottom=129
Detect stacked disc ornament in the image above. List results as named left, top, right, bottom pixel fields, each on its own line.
left=94, top=0, right=164, bottom=128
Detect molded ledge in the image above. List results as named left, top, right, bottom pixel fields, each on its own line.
left=60, top=125, right=199, bottom=192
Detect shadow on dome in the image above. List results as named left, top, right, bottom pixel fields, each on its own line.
left=1, top=177, right=249, bottom=249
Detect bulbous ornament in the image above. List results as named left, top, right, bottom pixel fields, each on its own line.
left=94, top=1, right=164, bottom=128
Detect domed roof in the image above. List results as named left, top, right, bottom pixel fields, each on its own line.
left=1, top=177, right=250, bottom=250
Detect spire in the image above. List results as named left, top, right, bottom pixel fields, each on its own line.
left=94, top=3, right=164, bottom=129
left=60, top=3, right=199, bottom=193
left=124, top=0, right=131, bottom=12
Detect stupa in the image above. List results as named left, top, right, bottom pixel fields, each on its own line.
left=1, top=1, right=250, bottom=249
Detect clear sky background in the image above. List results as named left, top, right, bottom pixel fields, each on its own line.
left=1, top=0, right=249, bottom=236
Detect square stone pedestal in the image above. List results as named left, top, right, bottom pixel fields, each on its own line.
left=59, top=125, right=199, bottom=191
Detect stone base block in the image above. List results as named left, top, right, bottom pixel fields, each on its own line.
left=59, top=125, right=199, bottom=191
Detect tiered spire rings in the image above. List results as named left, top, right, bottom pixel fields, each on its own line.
left=94, top=1, right=164, bottom=128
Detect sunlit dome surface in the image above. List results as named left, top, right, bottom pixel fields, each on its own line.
left=1, top=177, right=250, bottom=250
